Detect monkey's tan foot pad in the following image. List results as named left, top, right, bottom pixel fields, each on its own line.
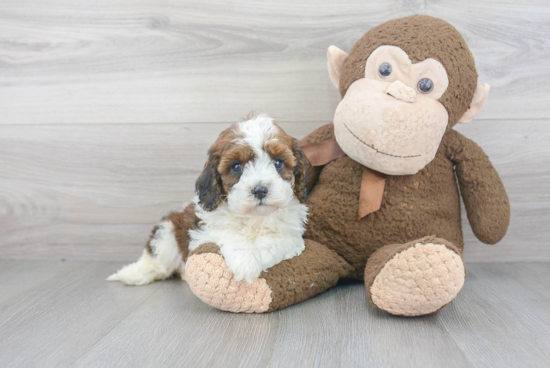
left=186, top=253, right=272, bottom=313
left=369, top=243, right=465, bottom=316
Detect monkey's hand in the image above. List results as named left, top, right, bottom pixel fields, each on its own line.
left=445, top=130, right=510, bottom=244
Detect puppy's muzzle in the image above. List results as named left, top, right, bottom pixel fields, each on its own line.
left=252, top=185, right=268, bottom=200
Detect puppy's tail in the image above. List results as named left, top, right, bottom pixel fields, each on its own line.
left=107, top=219, right=187, bottom=286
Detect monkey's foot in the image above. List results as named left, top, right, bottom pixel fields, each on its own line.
left=185, top=244, right=272, bottom=313
left=365, top=237, right=465, bottom=316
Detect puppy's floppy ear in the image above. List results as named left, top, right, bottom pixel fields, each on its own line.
left=195, top=153, right=224, bottom=211
left=292, top=139, right=308, bottom=203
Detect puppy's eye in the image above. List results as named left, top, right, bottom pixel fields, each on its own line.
left=379, top=63, right=392, bottom=78
left=274, top=159, right=284, bottom=171
left=231, top=162, right=242, bottom=174
left=417, top=78, right=434, bottom=94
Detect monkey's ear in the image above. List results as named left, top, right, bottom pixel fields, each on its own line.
left=458, top=84, right=490, bottom=124
left=195, top=155, right=223, bottom=211
left=327, top=46, right=349, bottom=90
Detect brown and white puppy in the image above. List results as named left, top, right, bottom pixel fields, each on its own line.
left=108, top=113, right=308, bottom=285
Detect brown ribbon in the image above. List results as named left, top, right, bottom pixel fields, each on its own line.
left=301, top=140, right=386, bottom=219
left=301, top=140, right=346, bottom=166
left=358, top=167, right=386, bottom=219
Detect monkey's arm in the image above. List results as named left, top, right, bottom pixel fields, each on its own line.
left=300, top=123, right=336, bottom=193
left=445, top=130, right=510, bottom=244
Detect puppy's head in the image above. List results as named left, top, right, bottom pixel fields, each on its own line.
left=196, top=113, right=308, bottom=215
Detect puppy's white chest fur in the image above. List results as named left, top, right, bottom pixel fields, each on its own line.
left=189, top=196, right=308, bottom=283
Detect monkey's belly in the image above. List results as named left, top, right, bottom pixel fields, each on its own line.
left=304, top=156, right=463, bottom=278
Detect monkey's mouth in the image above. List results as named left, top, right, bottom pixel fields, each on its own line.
left=344, top=123, right=421, bottom=159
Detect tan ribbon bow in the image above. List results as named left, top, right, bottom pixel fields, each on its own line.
left=301, top=140, right=386, bottom=219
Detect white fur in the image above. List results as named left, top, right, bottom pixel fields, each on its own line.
left=189, top=195, right=307, bottom=283
left=189, top=114, right=308, bottom=283
left=107, top=220, right=185, bottom=285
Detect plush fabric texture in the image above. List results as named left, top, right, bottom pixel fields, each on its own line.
left=185, top=240, right=352, bottom=313
left=301, top=140, right=346, bottom=166
left=458, top=83, right=491, bottom=124
left=367, top=238, right=465, bottom=316
left=386, top=80, right=416, bottom=103
left=186, top=241, right=222, bottom=259
left=444, top=130, right=511, bottom=244
left=301, top=140, right=386, bottom=218
left=186, top=243, right=273, bottom=313
left=180, top=16, right=510, bottom=316
left=364, top=236, right=462, bottom=290
left=363, top=46, right=450, bottom=101
left=333, top=77, right=450, bottom=175
left=262, top=239, right=354, bottom=312
left=327, top=45, right=350, bottom=89
left=302, top=124, right=509, bottom=280
left=339, top=15, right=477, bottom=129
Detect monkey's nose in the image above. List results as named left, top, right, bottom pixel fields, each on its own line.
left=252, top=186, right=268, bottom=200
left=386, top=80, right=416, bottom=103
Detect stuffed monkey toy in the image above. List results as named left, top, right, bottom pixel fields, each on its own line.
left=181, top=15, right=510, bottom=316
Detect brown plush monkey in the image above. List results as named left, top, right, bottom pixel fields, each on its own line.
left=184, top=15, right=511, bottom=316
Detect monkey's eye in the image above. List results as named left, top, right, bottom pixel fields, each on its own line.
left=274, top=159, right=284, bottom=171
left=417, top=78, right=434, bottom=94
left=379, top=63, right=392, bottom=78
left=231, top=162, right=243, bottom=174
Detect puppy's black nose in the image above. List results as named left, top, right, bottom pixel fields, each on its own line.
left=252, top=186, right=268, bottom=200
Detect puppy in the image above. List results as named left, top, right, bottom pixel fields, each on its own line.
left=108, top=113, right=308, bottom=285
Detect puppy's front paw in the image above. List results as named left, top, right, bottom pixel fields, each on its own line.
left=225, top=253, right=263, bottom=284
left=186, top=251, right=272, bottom=313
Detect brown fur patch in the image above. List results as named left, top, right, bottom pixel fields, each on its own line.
left=145, top=224, right=160, bottom=255
left=162, top=202, right=200, bottom=261
left=218, top=143, right=255, bottom=191
left=268, top=124, right=309, bottom=202
left=196, top=155, right=225, bottom=211
left=196, top=125, right=246, bottom=210
left=264, top=139, right=296, bottom=182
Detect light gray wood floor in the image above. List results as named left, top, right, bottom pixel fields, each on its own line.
left=0, top=260, right=548, bottom=368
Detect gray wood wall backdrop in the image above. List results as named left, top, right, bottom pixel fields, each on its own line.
left=1, top=0, right=549, bottom=262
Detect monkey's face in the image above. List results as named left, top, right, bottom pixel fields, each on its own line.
left=333, top=46, right=450, bottom=175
